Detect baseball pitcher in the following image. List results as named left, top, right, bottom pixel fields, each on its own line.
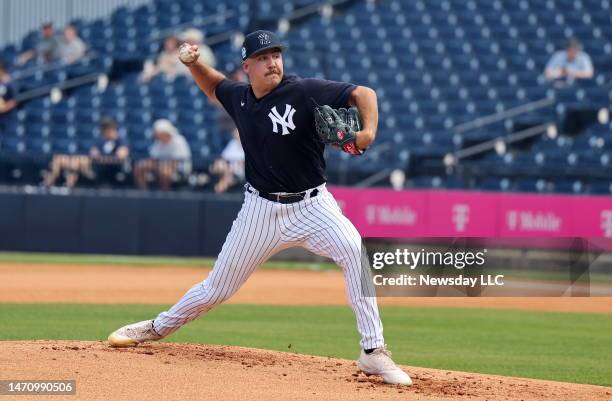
left=108, top=30, right=411, bottom=385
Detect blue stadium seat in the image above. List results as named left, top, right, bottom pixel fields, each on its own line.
left=1, top=0, right=610, bottom=192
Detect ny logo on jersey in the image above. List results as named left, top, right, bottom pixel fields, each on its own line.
left=268, top=104, right=296, bottom=135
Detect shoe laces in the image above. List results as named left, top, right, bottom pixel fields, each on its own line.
left=372, top=345, right=392, bottom=358
left=370, top=345, right=399, bottom=370
left=125, top=321, right=153, bottom=337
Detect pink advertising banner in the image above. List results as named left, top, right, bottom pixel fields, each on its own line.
left=328, top=187, right=612, bottom=239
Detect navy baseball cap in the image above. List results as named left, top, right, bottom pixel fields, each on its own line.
left=241, top=30, right=286, bottom=61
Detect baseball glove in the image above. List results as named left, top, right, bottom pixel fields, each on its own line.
left=313, top=101, right=364, bottom=155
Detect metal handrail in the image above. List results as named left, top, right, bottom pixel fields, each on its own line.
left=355, top=168, right=392, bottom=187
left=149, top=10, right=235, bottom=41
left=14, top=72, right=101, bottom=103
left=283, top=0, right=348, bottom=21
left=11, top=52, right=105, bottom=81
left=447, top=123, right=553, bottom=165
left=453, top=97, right=555, bottom=134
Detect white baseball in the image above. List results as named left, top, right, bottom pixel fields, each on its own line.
left=179, top=44, right=198, bottom=64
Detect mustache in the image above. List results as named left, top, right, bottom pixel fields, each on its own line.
left=266, top=70, right=280, bottom=76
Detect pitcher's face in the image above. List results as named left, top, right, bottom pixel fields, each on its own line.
left=243, top=49, right=284, bottom=90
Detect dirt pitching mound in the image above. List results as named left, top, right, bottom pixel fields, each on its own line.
left=2, top=341, right=610, bottom=401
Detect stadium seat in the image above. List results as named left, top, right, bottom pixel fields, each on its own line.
left=1, top=0, right=611, bottom=192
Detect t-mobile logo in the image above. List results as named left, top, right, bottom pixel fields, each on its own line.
left=452, top=204, right=470, bottom=232
left=507, top=210, right=518, bottom=231
left=601, top=210, right=612, bottom=238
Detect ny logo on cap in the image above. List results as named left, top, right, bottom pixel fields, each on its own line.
left=258, top=32, right=271, bottom=45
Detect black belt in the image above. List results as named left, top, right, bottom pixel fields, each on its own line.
left=247, top=185, right=319, bottom=204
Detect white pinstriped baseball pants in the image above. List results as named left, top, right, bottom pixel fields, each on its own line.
left=153, top=184, right=385, bottom=349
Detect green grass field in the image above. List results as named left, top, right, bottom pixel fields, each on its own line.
left=0, top=252, right=337, bottom=271
left=0, top=304, right=610, bottom=387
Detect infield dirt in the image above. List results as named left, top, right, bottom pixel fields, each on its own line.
left=1, top=263, right=612, bottom=313
left=2, top=262, right=611, bottom=401
left=2, top=340, right=611, bottom=401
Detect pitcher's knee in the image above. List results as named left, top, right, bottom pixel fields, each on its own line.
left=335, top=238, right=365, bottom=267
left=201, top=281, right=237, bottom=307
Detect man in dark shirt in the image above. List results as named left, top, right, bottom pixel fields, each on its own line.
left=18, top=22, right=61, bottom=65
left=108, top=30, right=411, bottom=385
left=89, top=117, right=129, bottom=186
left=44, top=118, right=128, bottom=188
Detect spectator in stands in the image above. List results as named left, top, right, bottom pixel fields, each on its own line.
left=89, top=117, right=130, bottom=185
left=18, top=22, right=61, bottom=65
left=181, top=28, right=216, bottom=68
left=0, top=62, right=18, bottom=114
left=545, top=39, right=594, bottom=81
left=134, top=119, right=191, bottom=191
left=44, top=118, right=129, bottom=188
left=141, top=35, right=188, bottom=82
left=209, top=129, right=245, bottom=193
left=59, top=25, right=87, bottom=64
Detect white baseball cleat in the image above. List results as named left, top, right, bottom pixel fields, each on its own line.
left=357, top=346, right=413, bottom=385
left=107, top=320, right=163, bottom=347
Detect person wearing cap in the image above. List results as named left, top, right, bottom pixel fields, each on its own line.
left=108, top=30, right=412, bottom=386
left=44, top=117, right=128, bottom=188
left=545, top=39, right=594, bottom=80
left=18, top=22, right=61, bottom=65
left=133, top=119, right=191, bottom=191
left=89, top=118, right=130, bottom=186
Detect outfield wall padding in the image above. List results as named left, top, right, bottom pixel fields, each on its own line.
left=0, top=191, right=242, bottom=256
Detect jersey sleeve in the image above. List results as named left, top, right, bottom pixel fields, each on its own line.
left=214, top=79, right=248, bottom=120
left=301, top=78, right=358, bottom=109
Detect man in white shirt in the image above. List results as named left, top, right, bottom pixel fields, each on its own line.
left=545, top=39, right=594, bottom=80
left=134, top=119, right=191, bottom=190
left=210, top=129, right=245, bottom=193
left=59, top=25, right=87, bottom=64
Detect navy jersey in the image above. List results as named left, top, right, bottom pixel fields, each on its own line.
left=215, top=75, right=356, bottom=193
